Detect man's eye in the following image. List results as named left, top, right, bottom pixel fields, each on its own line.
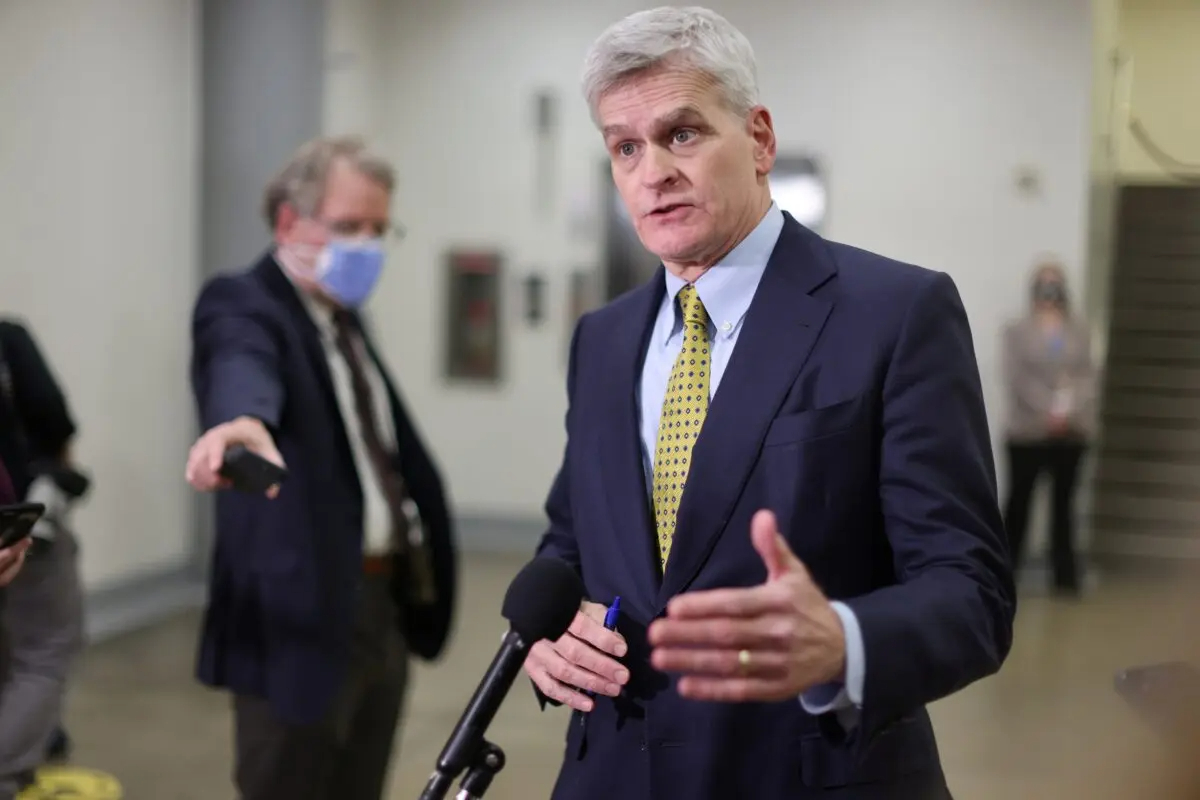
left=673, top=130, right=695, bottom=144
left=618, top=143, right=637, bottom=157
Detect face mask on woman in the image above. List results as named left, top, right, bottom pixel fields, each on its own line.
left=1032, top=279, right=1067, bottom=308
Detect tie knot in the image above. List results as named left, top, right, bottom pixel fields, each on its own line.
left=332, top=308, right=357, bottom=333
left=677, top=284, right=708, bottom=328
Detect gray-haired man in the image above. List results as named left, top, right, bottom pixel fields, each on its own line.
left=523, top=7, right=1012, bottom=800
left=185, top=136, right=457, bottom=800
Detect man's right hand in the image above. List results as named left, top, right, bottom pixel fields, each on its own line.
left=185, top=416, right=284, bottom=497
left=524, top=600, right=630, bottom=712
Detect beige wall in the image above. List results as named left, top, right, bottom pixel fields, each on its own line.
left=327, top=0, right=1094, bottom=521
left=0, top=0, right=200, bottom=589
left=1116, top=0, right=1200, bottom=181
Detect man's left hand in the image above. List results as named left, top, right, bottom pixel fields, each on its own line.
left=648, top=510, right=846, bottom=702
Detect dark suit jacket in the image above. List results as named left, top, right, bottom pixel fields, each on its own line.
left=537, top=215, right=1015, bottom=799
left=189, top=253, right=456, bottom=725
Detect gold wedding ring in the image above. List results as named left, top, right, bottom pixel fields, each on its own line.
left=738, top=649, right=752, bottom=672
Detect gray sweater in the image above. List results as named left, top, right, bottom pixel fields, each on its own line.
left=1001, top=316, right=1098, bottom=442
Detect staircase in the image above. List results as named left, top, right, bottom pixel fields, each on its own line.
left=1091, top=184, right=1200, bottom=561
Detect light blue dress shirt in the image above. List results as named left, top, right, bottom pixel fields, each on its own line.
left=637, top=203, right=864, bottom=728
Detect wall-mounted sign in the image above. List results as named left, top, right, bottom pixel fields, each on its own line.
left=444, top=248, right=503, bottom=384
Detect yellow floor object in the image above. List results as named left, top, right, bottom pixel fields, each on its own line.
left=15, top=765, right=122, bottom=799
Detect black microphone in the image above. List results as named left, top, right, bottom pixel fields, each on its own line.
left=418, top=556, right=584, bottom=800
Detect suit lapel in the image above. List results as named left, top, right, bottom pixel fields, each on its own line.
left=253, top=255, right=356, bottom=475
left=255, top=255, right=342, bottom=410
left=597, top=275, right=666, bottom=609
left=656, top=218, right=837, bottom=607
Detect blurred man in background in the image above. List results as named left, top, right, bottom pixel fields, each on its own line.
left=185, top=136, right=456, bottom=800
left=0, top=318, right=86, bottom=799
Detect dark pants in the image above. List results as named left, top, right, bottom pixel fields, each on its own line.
left=233, top=574, right=408, bottom=800
left=1003, top=439, right=1087, bottom=592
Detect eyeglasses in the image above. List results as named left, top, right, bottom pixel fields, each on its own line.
left=319, top=217, right=407, bottom=242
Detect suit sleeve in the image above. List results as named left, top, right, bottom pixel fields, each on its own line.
left=530, top=315, right=587, bottom=709
left=534, top=315, right=586, bottom=574
left=190, top=276, right=285, bottom=431
left=840, top=271, right=1015, bottom=746
left=0, top=321, right=76, bottom=459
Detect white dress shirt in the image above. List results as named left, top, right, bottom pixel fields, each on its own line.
left=285, top=265, right=397, bottom=556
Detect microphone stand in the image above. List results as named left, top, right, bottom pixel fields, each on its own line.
left=418, top=739, right=507, bottom=800
left=455, top=740, right=506, bottom=799
left=417, top=631, right=527, bottom=800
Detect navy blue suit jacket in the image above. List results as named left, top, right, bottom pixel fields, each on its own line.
left=189, top=254, right=456, bottom=725
left=538, top=216, right=1014, bottom=799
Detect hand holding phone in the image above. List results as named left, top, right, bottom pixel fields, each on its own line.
left=0, top=502, right=45, bottom=549
left=0, top=537, right=29, bottom=587
left=186, top=416, right=285, bottom=496
left=219, top=445, right=288, bottom=496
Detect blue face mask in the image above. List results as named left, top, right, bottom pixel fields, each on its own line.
left=315, top=238, right=386, bottom=307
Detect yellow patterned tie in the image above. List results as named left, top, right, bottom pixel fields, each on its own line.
left=652, top=284, right=711, bottom=570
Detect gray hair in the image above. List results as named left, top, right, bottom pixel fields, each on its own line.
left=581, top=6, right=760, bottom=125
left=261, top=135, right=395, bottom=229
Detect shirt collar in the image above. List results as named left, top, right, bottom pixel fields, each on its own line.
left=661, top=203, right=784, bottom=344
left=274, top=251, right=337, bottom=338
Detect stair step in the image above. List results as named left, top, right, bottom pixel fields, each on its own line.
left=1111, top=308, right=1200, bottom=335
left=1103, top=391, right=1200, bottom=419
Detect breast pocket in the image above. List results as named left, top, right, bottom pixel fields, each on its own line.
left=763, top=394, right=867, bottom=447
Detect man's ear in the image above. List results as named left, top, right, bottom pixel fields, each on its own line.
left=274, top=202, right=299, bottom=241
left=748, top=106, right=777, bottom=177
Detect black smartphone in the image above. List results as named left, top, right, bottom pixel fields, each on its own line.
left=0, top=502, right=46, bottom=549
left=1114, top=661, right=1200, bottom=736
left=219, top=445, right=288, bottom=494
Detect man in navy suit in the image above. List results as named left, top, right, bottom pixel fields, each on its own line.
left=522, top=7, right=1014, bottom=799
left=185, top=136, right=456, bottom=800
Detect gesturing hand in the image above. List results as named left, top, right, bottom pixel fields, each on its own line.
left=648, top=509, right=847, bottom=702
left=523, top=600, right=630, bottom=712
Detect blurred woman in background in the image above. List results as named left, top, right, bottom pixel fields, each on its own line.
left=0, top=317, right=85, bottom=795
left=1001, top=260, right=1098, bottom=596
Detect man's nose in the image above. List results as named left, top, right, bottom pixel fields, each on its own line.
left=639, top=147, right=678, bottom=189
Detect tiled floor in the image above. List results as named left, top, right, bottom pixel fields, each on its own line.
left=57, top=552, right=1197, bottom=798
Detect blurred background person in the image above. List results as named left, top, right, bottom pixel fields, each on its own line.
left=184, top=136, right=457, bottom=800
left=0, top=318, right=86, bottom=798
left=1001, top=261, right=1098, bottom=597
left=0, top=454, right=34, bottom=798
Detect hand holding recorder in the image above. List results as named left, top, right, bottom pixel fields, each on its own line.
left=185, top=416, right=288, bottom=497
